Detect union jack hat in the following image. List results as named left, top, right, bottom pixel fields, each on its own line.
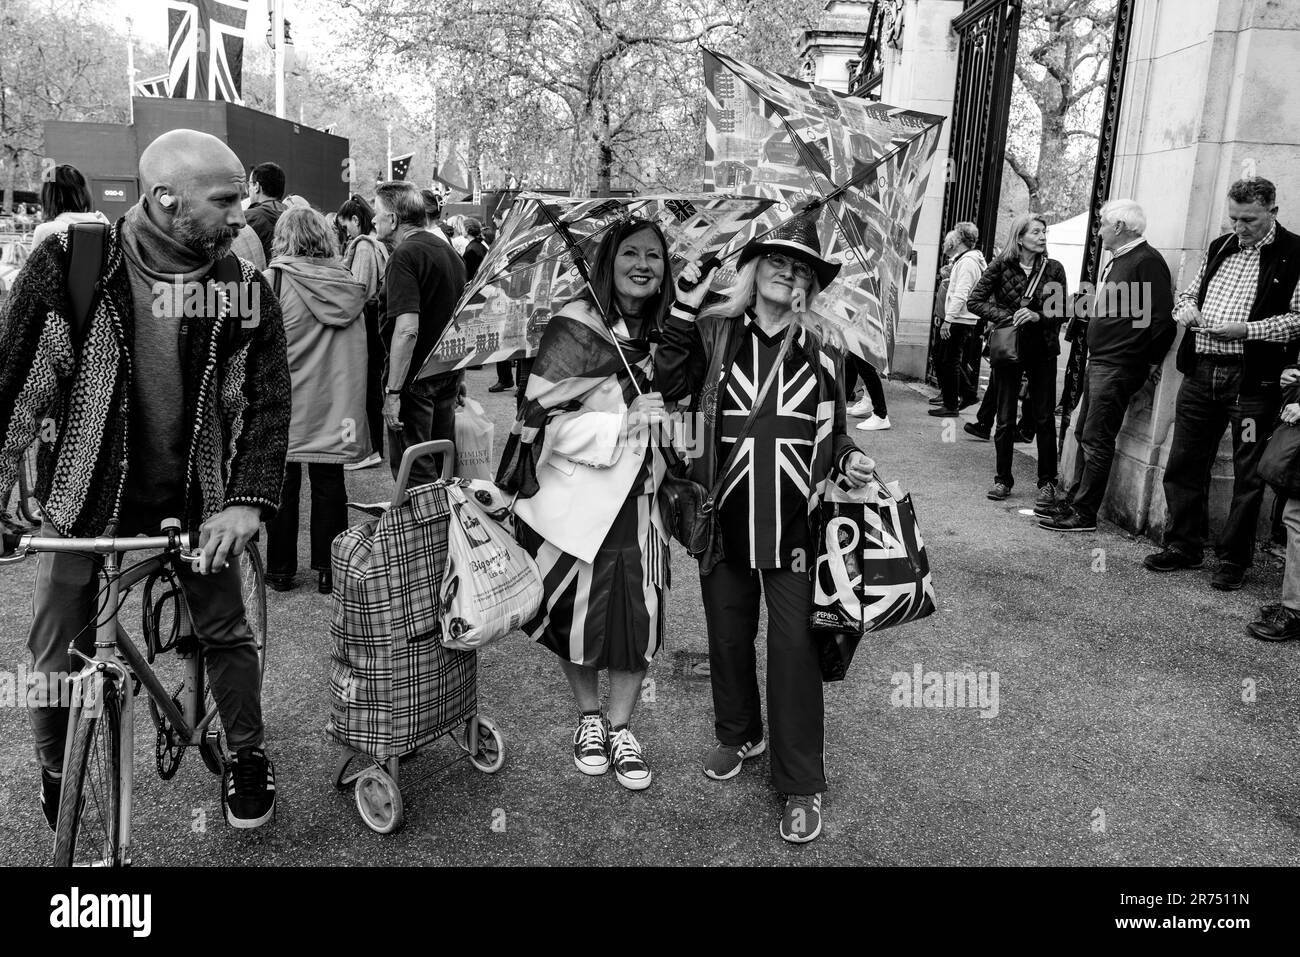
left=738, top=215, right=841, bottom=289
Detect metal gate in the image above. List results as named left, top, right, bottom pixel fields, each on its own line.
left=927, top=0, right=1022, bottom=383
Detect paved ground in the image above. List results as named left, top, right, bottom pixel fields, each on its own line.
left=1, top=367, right=1298, bottom=866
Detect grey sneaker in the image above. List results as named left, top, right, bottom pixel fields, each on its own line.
left=703, top=738, right=767, bottom=781
left=780, top=793, right=823, bottom=843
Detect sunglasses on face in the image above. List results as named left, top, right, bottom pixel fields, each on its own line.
left=763, top=253, right=813, bottom=280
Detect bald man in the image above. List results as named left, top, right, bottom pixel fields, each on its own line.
left=0, top=128, right=290, bottom=833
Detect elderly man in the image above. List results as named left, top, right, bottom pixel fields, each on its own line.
left=0, top=129, right=290, bottom=830
left=1040, top=199, right=1174, bottom=531
left=1144, top=178, right=1300, bottom=589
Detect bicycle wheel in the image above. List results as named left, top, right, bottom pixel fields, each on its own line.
left=54, top=678, right=125, bottom=867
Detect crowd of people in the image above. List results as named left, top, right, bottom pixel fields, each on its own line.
left=1, top=125, right=1297, bottom=849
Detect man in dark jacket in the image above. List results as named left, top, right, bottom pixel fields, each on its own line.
left=1144, top=177, right=1300, bottom=590
left=1040, top=200, right=1174, bottom=531
left=0, top=129, right=290, bottom=831
left=244, top=161, right=287, bottom=261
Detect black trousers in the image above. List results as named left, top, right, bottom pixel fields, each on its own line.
left=1064, top=360, right=1149, bottom=522
left=994, top=357, right=1058, bottom=489
left=387, top=373, right=461, bottom=487
left=975, top=366, right=1034, bottom=433
left=961, top=326, right=984, bottom=405
left=364, top=305, right=384, bottom=458
left=1161, top=359, right=1281, bottom=566
left=848, top=354, right=887, bottom=417
left=494, top=360, right=514, bottom=387
left=937, top=323, right=978, bottom=408
left=266, top=462, right=347, bottom=574
left=700, top=560, right=826, bottom=795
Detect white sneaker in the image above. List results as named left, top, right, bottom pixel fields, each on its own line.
left=344, top=452, right=382, bottom=471
left=846, top=397, right=874, bottom=418
left=857, top=415, right=891, bottom=431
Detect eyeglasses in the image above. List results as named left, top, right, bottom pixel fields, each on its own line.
left=762, top=253, right=813, bottom=280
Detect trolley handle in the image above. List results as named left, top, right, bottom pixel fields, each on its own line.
left=391, top=440, right=455, bottom=509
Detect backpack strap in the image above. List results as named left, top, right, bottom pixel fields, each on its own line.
left=64, top=223, right=109, bottom=351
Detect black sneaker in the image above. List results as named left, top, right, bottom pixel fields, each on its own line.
left=964, top=423, right=991, bottom=441
left=928, top=406, right=959, bottom=417
left=39, top=769, right=61, bottom=832
left=572, top=713, right=610, bottom=776
left=928, top=395, right=945, bottom=405
left=223, top=747, right=277, bottom=829
left=1039, top=508, right=1097, bottom=532
left=1143, top=548, right=1204, bottom=572
left=487, top=382, right=513, bottom=393
left=1211, top=562, right=1246, bottom=591
left=1247, top=607, right=1300, bottom=642
left=986, top=482, right=1011, bottom=501
left=1032, top=482, right=1059, bottom=517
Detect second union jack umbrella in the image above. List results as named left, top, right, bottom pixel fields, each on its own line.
left=415, top=192, right=778, bottom=379
left=703, top=48, right=945, bottom=372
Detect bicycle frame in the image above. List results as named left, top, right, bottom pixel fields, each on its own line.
left=47, top=538, right=217, bottom=865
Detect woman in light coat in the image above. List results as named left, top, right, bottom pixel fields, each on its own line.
left=263, top=207, right=369, bottom=593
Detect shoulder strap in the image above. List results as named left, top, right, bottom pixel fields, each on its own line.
left=64, top=222, right=109, bottom=351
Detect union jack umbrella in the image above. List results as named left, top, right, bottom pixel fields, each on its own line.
left=703, top=48, right=945, bottom=372
left=415, top=192, right=779, bottom=379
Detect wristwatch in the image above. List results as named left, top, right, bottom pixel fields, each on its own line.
left=385, top=388, right=402, bottom=395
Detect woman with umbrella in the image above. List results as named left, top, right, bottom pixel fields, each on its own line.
left=656, top=218, right=877, bottom=843
left=496, top=216, right=675, bottom=791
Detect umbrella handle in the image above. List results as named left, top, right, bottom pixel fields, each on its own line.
left=676, top=254, right=721, bottom=292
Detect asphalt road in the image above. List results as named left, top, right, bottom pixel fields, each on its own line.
left=1, top=367, right=1297, bottom=866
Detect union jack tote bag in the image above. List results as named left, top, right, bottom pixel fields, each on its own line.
left=811, top=477, right=937, bottom=680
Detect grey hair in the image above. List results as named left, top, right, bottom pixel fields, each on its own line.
left=951, top=221, right=979, bottom=249
left=1100, top=198, right=1147, bottom=235
left=697, top=258, right=823, bottom=327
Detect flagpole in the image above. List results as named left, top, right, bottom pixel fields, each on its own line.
left=126, top=18, right=135, bottom=125
left=274, top=0, right=286, bottom=118
left=387, top=123, right=392, bottom=180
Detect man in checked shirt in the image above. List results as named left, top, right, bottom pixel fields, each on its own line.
left=1145, top=177, right=1300, bottom=589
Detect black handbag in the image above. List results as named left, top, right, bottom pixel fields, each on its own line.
left=657, top=450, right=706, bottom=548
left=988, top=258, right=1049, bottom=368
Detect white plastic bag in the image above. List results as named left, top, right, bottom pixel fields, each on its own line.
left=438, top=483, right=542, bottom=650
left=454, top=397, right=495, bottom=480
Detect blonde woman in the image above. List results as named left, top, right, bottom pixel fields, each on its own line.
left=656, top=218, right=876, bottom=843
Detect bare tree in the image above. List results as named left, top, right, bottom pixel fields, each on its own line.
left=1005, top=0, right=1116, bottom=221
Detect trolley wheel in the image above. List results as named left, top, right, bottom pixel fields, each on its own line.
left=198, top=727, right=226, bottom=776
left=354, top=766, right=403, bottom=834
left=460, top=715, right=506, bottom=774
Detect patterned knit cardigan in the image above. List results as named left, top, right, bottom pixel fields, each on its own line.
left=0, top=221, right=291, bottom=537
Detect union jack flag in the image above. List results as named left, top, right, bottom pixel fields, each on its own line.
left=166, top=0, right=248, bottom=103
left=134, top=74, right=171, bottom=98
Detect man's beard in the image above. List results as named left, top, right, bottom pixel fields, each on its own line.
left=174, top=211, right=238, bottom=261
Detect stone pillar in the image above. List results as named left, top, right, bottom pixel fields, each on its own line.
left=1076, top=0, right=1300, bottom=539
left=877, top=0, right=964, bottom=378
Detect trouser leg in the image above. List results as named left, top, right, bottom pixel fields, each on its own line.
left=494, top=360, right=514, bottom=387
left=993, top=366, right=1023, bottom=488
left=1282, top=498, right=1300, bottom=611
left=1070, top=362, right=1147, bottom=521
left=859, top=360, right=887, bottom=417
left=1219, top=384, right=1282, bottom=567
left=365, top=307, right=384, bottom=458
left=308, top=462, right=347, bottom=571
left=26, top=523, right=100, bottom=774
left=175, top=557, right=264, bottom=752
left=265, top=462, right=301, bottom=577
left=1161, top=365, right=1230, bottom=560
left=700, top=559, right=763, bottom=746
left=761, top=567, right=826, bottom=795
left=1027, top=358, right=1059, bottom=486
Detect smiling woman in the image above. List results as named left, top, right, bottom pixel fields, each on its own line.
left=496, top=217, right=677, bottom=794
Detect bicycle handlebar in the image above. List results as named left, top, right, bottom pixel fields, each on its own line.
left=0, top=528, right=202, bottom=565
